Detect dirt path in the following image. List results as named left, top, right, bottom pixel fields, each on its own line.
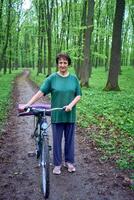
left=0, top=71, right=134, bottom=200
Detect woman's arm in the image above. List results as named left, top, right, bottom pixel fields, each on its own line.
left=21, top=90, right=44, bottom=110
left=65, top=95, right=81, bottom=112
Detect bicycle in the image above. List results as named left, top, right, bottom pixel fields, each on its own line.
left=18, top=103, right=65, bottom=199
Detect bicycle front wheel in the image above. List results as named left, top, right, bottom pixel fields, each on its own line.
left=40, top=136, right=50, bottom=199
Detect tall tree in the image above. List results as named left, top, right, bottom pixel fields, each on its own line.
left=75, top=0, right=87, bottom=78
left=79, top=0, right=95, bottom=87
left=45, top=0, right=54, bottom=75
left=1, top=0, right=12, bottom=74
left=129, top=3, right=134, bottom=67
left=14, top=1, right=23, bottom=70
left=0, top=0, right=4, bottom=71
left=104, top=0, right=125, bottom=91
left=37, top=0, right=43, bottom=74
left=94, top=0, right=101, bottom=68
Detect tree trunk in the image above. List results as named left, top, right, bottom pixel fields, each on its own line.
left=46, top=0, right=54, bottom=75
left=14, top=2, right=22, bottom=70
left=9, top=31, right=12, bottom=74
left=94, top=0, right=101, bottom=68
left=130, top=8, right=134, bottom=67
left=1, top=0, right=12, bottom=74
left=80, top=0, right=95, bottom=87
left=75, top=0, right=87, bottom=78
left=104, top=0, right=125, bottom=91
left=0, top=0, right=4, bottom=71
left=66, top=0, right=71, bottom=49
left=75, top=1, right=85, bottom=77
left=37, top=0, right=42, bottom=75
left=105, top=35, right=110, bottom=71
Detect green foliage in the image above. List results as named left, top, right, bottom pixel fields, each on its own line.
left=29, top=69, right=46, bottom=86
left=0, top=70, right=22, bottom=131
left=92, top=52, right=107, bottom=60
left=78, top=66, right=134, bottom=169
left=0, top=0, right=133, bottom=74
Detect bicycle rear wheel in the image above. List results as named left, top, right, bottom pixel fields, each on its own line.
left=40, top=136, right=50, bottom=199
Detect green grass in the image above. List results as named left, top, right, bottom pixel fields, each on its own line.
left=78, top=67, right=134, bottom=170
left=30, top=66, right=134, bottom=170
left=0, top=70, right=22, bottom=131
left=30, top=69, right=47, bottom=85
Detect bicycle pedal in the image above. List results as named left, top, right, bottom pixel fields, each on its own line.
left=49, top=145, right=52, bottom=151
left=28, top=151, right=36, bottom=157
left=36, top=150, right=40, bottom=159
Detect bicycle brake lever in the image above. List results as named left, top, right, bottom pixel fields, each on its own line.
left=24, top=107, right=30, bottom=112
left=63, top=106, right=66, bottom=111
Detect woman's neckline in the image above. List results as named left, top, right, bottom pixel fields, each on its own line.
left=57, top=71, right=70, bottom=77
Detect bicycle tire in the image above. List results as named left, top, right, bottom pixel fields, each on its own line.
left=40, top=136, right=50, bottom=199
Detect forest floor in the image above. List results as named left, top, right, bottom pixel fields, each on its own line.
left=0, top=71, right=134, bottom=200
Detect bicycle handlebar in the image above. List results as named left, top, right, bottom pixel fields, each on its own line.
left=18, top=105, right=66, bottom=117
left=24, top=106, right=66, bottom=112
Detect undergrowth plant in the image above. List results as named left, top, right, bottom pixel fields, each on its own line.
left=78, top=67, right=134, bottom=170
left=0, top=70, right=22, bottom=132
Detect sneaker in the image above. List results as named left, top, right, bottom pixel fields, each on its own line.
left=53, top=166, right=61, bottom=175
left=64, top=162, right=76, bottom=173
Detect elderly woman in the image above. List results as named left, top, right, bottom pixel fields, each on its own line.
left=21, top=53, right=82, bottom=175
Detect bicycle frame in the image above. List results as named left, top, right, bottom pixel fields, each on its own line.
left=18, top=103, right=65, bottom=199
left=27, top=107, right=50, bottom=198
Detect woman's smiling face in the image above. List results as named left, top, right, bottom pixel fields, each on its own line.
left=58, top=58, right=69, bottom=75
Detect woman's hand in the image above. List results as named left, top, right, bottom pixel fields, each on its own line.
left=65, top=104, right=72, bottom=112
left=65, top=95, right=81, bottom=112
left=19, top=104, right=29, bottom=111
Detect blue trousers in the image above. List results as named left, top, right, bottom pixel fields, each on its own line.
left=52, top=123, right=75, bottom=166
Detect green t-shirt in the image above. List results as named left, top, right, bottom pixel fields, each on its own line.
left=40, top=72, right=82, bottom=123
